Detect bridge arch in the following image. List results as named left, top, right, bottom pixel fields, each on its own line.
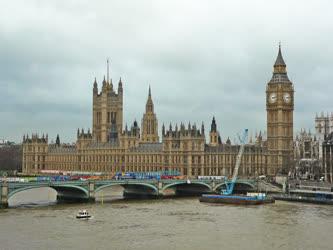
left=162, top=181, right=212, bottom=192
left=213, top=181, right=255, bottom=192
left=95, top=182, right=158, bottom=195
left=8, top=184, right=89, bottom=200
left=50, top=185, right=89, bottom=197
left=8, top=185, right=51, bottom=199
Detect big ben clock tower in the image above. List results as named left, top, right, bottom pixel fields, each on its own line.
left=266, top=45, right=294, bottom=175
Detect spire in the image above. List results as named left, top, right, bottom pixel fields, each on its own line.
left=270, top=43, right=290, bottom=83
left=102, top=75, right=107, bottom=88
left=201, top=122, right=205, bottom=135
left=226, top=137, right=231, bottom=145
left=162, top=123, right=165, bottom=136
left=211, top=116, right=217, bottom=132
left=273, top=43, right=287, bottom=74
left=56, top=134, right=60, bottom=146
left=274, top=43, right=286, bottom=67
left=106, top=78, right=112, bottom=91
left=107, top=59, right=110, bottom=83
left=145, top=85, right=154, bottom=113
left=118, top=77, right=123, bottom=93
left=93, top=77, right=98, bottom=93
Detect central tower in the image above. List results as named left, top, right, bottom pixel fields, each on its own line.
left=141, top=86, right=159, bottom=142
left=266, top=45, right=294, bottom=175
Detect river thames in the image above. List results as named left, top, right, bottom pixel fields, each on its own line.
left=0, top=188, right=332, bottom=250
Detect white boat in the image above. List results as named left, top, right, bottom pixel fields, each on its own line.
left=76, top=210, right=91, bottom=219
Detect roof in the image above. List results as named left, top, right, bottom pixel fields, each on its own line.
left=269, top=73, right=290, bottom=83
left=87, top=141, right=120, bottom=148
left=49, top=144, right=77, bottom=153
left=130, top=143, right=163, bottom=152
left=205, top=144, right=267, bottom=153
left=269, top=45, right=291, bottom=84
left=274, top=45, right=286, bottom=66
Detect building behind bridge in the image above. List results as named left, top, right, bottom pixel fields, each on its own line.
left=22, top=46, right=295, bottom=178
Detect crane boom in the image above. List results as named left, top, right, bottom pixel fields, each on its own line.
left=222, top=129, right=248, bottom=195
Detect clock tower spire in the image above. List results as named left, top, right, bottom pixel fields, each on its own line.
left=266, top=44, right=294, bottom=175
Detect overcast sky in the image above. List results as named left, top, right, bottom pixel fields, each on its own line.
left=1, top=0, right=332, bottom=143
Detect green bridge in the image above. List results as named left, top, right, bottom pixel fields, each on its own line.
left=0, top=179, right=256, bottom=208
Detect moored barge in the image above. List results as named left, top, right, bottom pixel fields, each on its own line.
left=200, top=193, right=275, bottom=205
left=273, top=189, right=333, bottom=205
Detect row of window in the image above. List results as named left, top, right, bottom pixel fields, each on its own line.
left=25, top=151, right=266, bottom=164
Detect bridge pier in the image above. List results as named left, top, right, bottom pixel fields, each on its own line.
left=1, top=182, right=9, bottom=208
left=158, top=181, right=163, bottom=197
left=88, top=182, right=95, bottom=202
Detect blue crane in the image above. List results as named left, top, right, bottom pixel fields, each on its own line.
left=222, top=129, right=249, bottom=195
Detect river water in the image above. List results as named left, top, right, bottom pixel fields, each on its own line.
left=0, top=188, right=333, bottom=250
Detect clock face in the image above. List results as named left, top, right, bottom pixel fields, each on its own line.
left=283, top=93, right=291, bottom=103
left=269, top=93, right=277, bottom=103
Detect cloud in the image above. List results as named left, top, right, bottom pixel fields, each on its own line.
left=1, top=0, right=332, bottom=143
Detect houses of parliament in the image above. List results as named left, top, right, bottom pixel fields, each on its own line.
left=22, top=46, right=294, bottom=177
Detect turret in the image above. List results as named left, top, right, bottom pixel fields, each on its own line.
left=209, top=116, right=220, bottom=146
left=211, top=116, right=217, bottom=132
left=226, top=137, right=231, bottom=145
left=102, top=76, right=107, bottom=91
left=93, top=78, right=98, bottom=94
left=201, top=122, right=205, bottom=136
left=55, top=134, right=60, bottom=146
left=162, top=123, right=165, bottom=136
left=118, top=77, right=123, bottom=95
left=109, top=78, right=113, bottom=91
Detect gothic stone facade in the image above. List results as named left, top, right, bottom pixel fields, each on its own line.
left=293, top=129, right=321, bottom=180
left=22, top=47, right=294, bottom=177
left=323, top=132, right=333, bottom=183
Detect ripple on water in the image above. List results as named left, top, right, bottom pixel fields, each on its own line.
left=2, top=195, right=333, bottom=250
left=111, top=204, right=129, bottom=209
left=117, top=224, right=143, bottom=230
left=135, top=207, right=151, bottom=212
left=33, top=214, right=57, bottom=218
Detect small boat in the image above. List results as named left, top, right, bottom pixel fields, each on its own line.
left=76, top=209, right=91, bottom=219
left=199, top=193, right=275, bottom=205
